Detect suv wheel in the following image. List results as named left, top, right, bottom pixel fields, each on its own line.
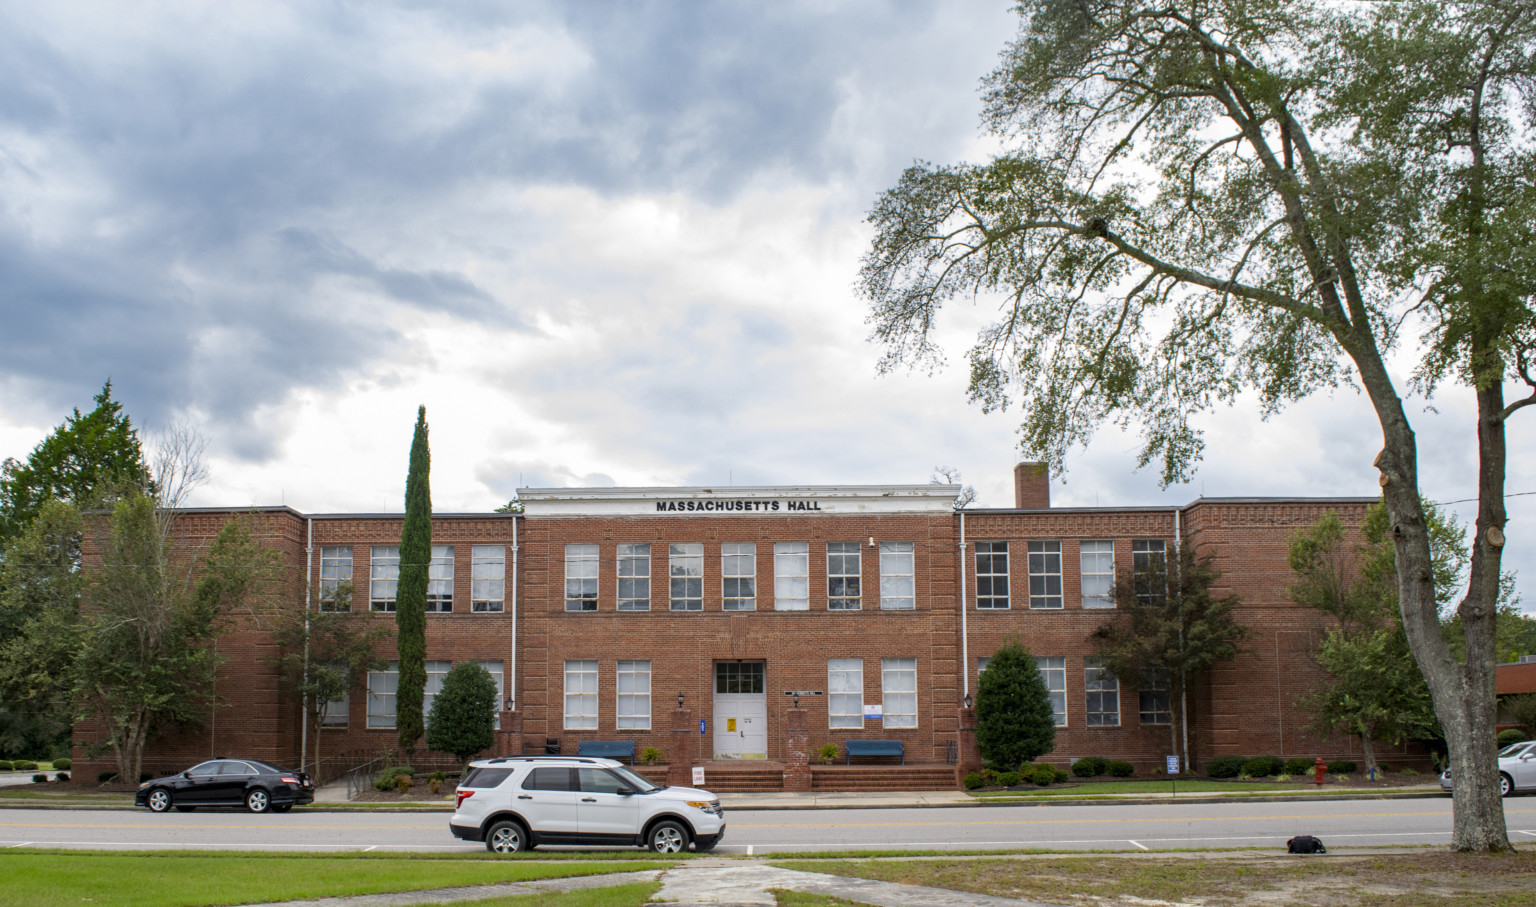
left=647, top=820, right=689, bottom=854
left=486, top=820, right=527, bottom=853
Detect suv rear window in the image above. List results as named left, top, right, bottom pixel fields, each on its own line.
left=460, top=767, right=514, bottom=789
left=522, top=766, right=575, bottom=791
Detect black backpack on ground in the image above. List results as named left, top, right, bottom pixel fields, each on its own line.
left=1287, top=835, right=1327, bottom=854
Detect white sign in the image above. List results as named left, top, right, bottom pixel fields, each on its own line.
left=692, top=767, right=705, bottom=787
left=1166, top=756, right=1180, bottom=774
left=863, top=703, right=883, bottom=719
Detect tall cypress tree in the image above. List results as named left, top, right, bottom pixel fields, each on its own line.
left=395, top=406, right=431, bottom=754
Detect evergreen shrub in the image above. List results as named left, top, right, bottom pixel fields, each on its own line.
left=1107, top=760, right=1134, bottom=777
left=0, top=761, right=11, bottom=771
left=13, top=761, right=38, bottom=772
left=963, top=772, right=986, bottom=790
left=1499, top=728, right=1527, bottom=748
left=1326, top=760, right=1357, bottom=774
left=1071, top=759, right=1097, bottom=778
left=55, top=772, right=69, bottom=782
left=997, top=771, right=1022, bottom=787
left=32, top=774, right=46, bottom=783
left=52, top=758, right=71, bottom=770
left=1283, top=757, right=1315, bottom=775
left=1207, top=755, right=1247, bottom=778
left=374, top=765, right=415, bottom=791
left=1053, top=768, right=1070, bottom=783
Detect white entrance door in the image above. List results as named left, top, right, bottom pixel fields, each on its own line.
left=713, top=662, right=767, bottom=760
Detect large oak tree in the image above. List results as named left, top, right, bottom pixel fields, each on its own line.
left=861, top=0, right=1534, bottom=850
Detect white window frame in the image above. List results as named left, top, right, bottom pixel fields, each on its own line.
left=319, top=546, right=352, bottom=611
left=1133, top=539, right=1168, bottom=604
left=565, top=544, right=599, bottom=612
left=370, top=546, right=399, bottom=612
left=828, top=658, right=863, bottom=729
left=423, top=660, right=451, bottom=718
left=321, top=667, right=349, bottom=727
left=1139, top=669, right=1172, bottom=725
left=670, top=543, right=704, bottom=611
left=617, top=543, right=651, bottom=611
left=774, top=542, right=809, bottom=610
left=974, top=541, right=1009, bottom=610
left=881, top=657, right=918, bottom=728
left=477, top=659, right=505, bottom=730
left=1080, top=540, right=1115, bottom=609
left=1036, top=655, right=1067, bottom=727
left=879, top=541, right=915, bottom=610
left=722, top=543, right=756, bottom=611
left=564, top=659, right=598, bottom=730
left=427, top=546, right=454, bottom=612
left=827, top=542, right=862, bottom=610
left=616, top=660, right=651, bottom=730
left=471, top=545, right=504, bottom=613
left=1027, top=541, right=1063, bottom=609
left=1084, top=658, right=1120, bottom=727
left=366, top=661, right=398, bottom=729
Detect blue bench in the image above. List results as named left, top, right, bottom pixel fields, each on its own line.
left=577, top=740, right=636, bottom=764
left=844, top=740, right=904, bottom=765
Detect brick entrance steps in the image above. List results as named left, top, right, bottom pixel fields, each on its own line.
left=810, top=765, right=957, bottom=791
left=695, top=761, right=786, bottom=792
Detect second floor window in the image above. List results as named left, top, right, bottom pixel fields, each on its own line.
left=722, top=543, right=756, bottom=611
left=617, top=543, right=651, bottom=611
left=471, top=545, right=504, bottom=612
left=774, top=542, right=809, bottom=610
left=670, top=543, right=703, bottom=611
left=370, top=546, right=398, bottom=612
left=1027, top=541, right=1063, bottom=609
left=879, top=542, right=914, bottom=610
left=1080, top=540, right=1114, bottom=609
left=426, top=545, right=454, bottom=612
left=565, top=544, right=598, bottom=611
left=827, top=542, right=861, bottom=610
left=1133, top=539, right=1168, bottom=604
left=319, top=546, right=352, bottom=611
left=975, top=541, right=1009, bottom=609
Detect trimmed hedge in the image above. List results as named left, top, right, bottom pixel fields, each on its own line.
left=997, top=771, right=1022, bottom=788
left=1242, top=756, right=1285, bottom=778
left=1106, top=760, right=1135, bottom=777
left=0, top=760, right=12, bottom=771
left=1499, top=728, right=1527, bottom=748
left=32, top=774, right=46, bottom=783
left=13, top=761, right=38, bottom=772
left=1030, top=765, right=1057, bottom=786
left=55, top=772, right=69, bottom=782
left=1283, top=757, right=1315, bottom=775
left=1071, top=759, right=1098, bottom=778
left=963, top=772, right=986, bottom=790
left=1326, top=760, right=1357, bottom=774
left=52, top=758, right=71, bottom=770
left=1207, top=755, right=1247, bottom=779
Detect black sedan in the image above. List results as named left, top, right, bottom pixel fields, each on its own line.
left=135, top=758, right=314, bottom=813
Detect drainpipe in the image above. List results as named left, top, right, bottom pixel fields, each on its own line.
left=302, top=517, right=313, bottom=772
left=1174, top=507, right=1187, bottom=770
left=510, top=516, right=518, bottom=711
left=959, top=511, right=969, bottom=700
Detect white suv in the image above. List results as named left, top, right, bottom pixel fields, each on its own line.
left=449, top=756, right=725, bottom=853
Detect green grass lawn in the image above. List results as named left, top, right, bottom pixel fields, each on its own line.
left=969, top=779, right=1357, bottom=797
left=0, top=851, right=672, bottom=907
left=414, top=881, right=664, bottom=907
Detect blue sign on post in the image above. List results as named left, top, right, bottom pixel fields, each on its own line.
left=1166, top=755, right=1180, bottom=774
left=699, top=719, right=706, bottom=735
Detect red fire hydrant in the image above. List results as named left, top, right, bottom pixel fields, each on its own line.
left=1314, top=756, right=1326, bottom=787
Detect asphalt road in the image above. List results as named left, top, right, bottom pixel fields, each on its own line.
left=4, top=798, right=1534, bottom=853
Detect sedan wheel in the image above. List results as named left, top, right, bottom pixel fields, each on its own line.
left=485, top=820, right=526, bottom=854
left=246, top=788, right=271, bottom=813
left=146, top=788, right=172, bottom=813
left=647, top=820, right=688, bottom=854
left=1501, top=773, right=1514, bottom=797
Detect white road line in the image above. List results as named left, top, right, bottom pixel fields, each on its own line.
left=364, top=845, right=377, bottom=852
left=746, top=845, right=754, bottom=856
left=1129, top=840, right=1149, bottom=851
left=1517, top=830, right=1536, bottom=838
left=7, top=842, right=30, bottom=847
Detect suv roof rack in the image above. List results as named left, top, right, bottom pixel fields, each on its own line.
left=482, top=755, right=609, bottom=765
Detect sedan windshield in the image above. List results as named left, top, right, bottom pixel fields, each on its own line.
left=608, top=765, right=661, bottom=792
left=1498, top=742, right=1533, bottom=759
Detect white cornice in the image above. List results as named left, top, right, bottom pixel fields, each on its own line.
left=517, top=485, right=963, bottom=517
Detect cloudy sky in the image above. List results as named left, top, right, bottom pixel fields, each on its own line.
left=2, top=1, right=1532, bottom=601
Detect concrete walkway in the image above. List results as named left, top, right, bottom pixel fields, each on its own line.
left=235, top=861, right=1059, bottom=906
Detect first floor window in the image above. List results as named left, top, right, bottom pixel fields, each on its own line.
left=566, top=544, right=598, bottom=611
left=828, top=658, right=863, bottom=729
left=319, top=546, right=352, bottom=610
left=975, top=541, right=1009, bottom=609
left=617, top=543, right=652, bottom=611
left=367, top=662, right=398, bottom=729
left=427, top=546, right=454, bottom=612
left=1084, top=659, right=1120, bottom=726
left=722, top=543, right=756, bottom=610
left=1028, top=541, right=1063, bottom=609
left=882, top=657, right=918, bottom=728
left=477, top=660, right=505, bottom=730
left=1080, top=540, right=1114, bottom=608
left=670, top=543, right=703, bottom=611
left=321, top=667, right=349, bottom=727
left=827, top=542, right=862, bottom=610
left=879, top=541, right=915, bottom=610
left=1139, top=669, right=1172, bottom=725
left=564, top=659, right=598, bottom=729
left=424, top=660, right=451, bottom=718
left=471, top=545, right=505, bottom=612
left=617, top=660, right=651, bottom=730
left=370, top=546, right=399, bottom=612
left=774, top=542, right=809, bottom=610
left=1036, top=656, right=1067, bottom=727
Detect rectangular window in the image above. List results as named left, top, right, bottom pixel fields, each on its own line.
left=477, top=659, right=505, bottom=730
left=319, top=546, right=352, bottom=610
left=423, top=660, right=451, bottom=718
left=321, top=668, right=348, bottom=727
left=1036, top=655, right=1067, bottom=727
left=714, top=661, right=765, bottom=694
left=617, top=660, right=651, bottom=730
left=975, top=541, right=1010, bottom=609
left=1080, top=540, right=1115, bottom=609
left=565, top=544, right=599, bottom=611
left=564, top=659, right=598, bottom=729
left=617, top=543, right=651, bottom=611
left=828, top=658, right=863, bottom=729
left=1027, top=541, right=1063, bottom=609
left=1084, top=658, right=1120, bottom=727
left=370, top=546, right=399, bottom=612
left=881, top=657, right=918, bottom=728
left=977, top=655, right=990, bottom=676
left=427, top=545, right=454, bottom=612
left=774, top=542, right=809, bottom=610
left=827, top=542, right=862, bottom=610
left=1139, top=669, right=1172, bottom=725
left=722, top=543, right=756, bottom=611
left=669, top=543, right=703, bottom=611
left=879, top=542, right=915, bottom=610
left=471, top=545, right=505, bottom=613
left=366, top=661, right=398, bottom=729
left=1133, top=539, right=1168, bottom=604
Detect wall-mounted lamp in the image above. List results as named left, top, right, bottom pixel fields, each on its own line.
left=503, top=697, right=515, bottom=712
left=963, top=693, right=973, bottom=710
left=677, top=692, right=685, bottom=710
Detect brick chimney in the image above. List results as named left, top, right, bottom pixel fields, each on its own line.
left=1014, top=462, right=1050, bottom=509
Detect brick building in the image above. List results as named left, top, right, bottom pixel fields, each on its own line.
left=76, top=465, right=1426, bottom=789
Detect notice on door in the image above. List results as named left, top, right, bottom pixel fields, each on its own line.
left=727, top=718, right=737, bottom=732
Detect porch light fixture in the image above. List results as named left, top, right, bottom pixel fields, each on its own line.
left=503, top=697, right=515, bottom=712
left=963, top=693, right=973, bottom=709
left=677, top=692, right=685, bottom=709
